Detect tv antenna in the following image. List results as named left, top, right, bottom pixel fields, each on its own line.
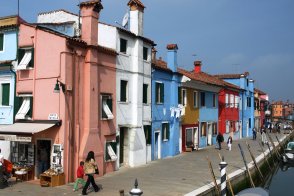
left=122, top=12, right=129, bottom=28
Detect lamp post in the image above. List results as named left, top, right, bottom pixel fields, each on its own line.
left=53, top=79, right=66, bottom=93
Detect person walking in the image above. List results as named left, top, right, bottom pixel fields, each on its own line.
left=252, top=127, right=257, bottom=140
left=73, top=161, right=86, bottom=192
left=227, top=136, right=233, bottom=151
left=216, top=133, right=224, bottom=150
left=82, top=151, right=100, bottom=195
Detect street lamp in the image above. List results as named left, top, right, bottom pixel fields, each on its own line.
left=54, top=79, right=66, bottom=93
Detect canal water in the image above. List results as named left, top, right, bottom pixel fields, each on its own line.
left=264, top=162, right=294, bottom=196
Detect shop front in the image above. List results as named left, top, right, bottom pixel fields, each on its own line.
left=0, top=121, right=61, bottom=182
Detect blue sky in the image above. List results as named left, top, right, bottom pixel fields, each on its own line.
left=1, top=0, right=294, bottom=102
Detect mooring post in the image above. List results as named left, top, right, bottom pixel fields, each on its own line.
left=238, top=143, right=255, bottom=188
left=129, top=178, right=143, bottom=196
left=219, top=157, right=228, bottom=196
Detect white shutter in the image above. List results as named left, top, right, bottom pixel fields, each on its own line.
left=17, top=50, right=32, bottom=70
left=107, top=144, right=117, bottom=161
left=15, top=97, right=30, bottom=119
left=103, top=99, right=114, bottom=119
left=230, top=94, right=234, bottom=108
left=225, top=94, right=229, bottom=107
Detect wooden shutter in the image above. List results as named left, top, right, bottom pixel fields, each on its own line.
left=2, top=83, right=10, bottom=106
left=155, top=83, right=159, bottom=103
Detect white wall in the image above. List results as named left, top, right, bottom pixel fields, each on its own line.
left=0, top=141, right=11, bottom=160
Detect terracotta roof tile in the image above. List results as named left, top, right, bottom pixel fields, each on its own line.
left=166, top=44, right=178, bottom=50
left=152, top=58, right=172, bottom=72
left=127, top=0, right=145, bottom=8
left=254, top=88, right=266, bottom=95
left=178, top=68, right=225, bottom=87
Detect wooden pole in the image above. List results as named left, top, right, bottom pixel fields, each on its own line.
left=258, top=141, right=272, bottom=172
left=246, top=141, right=264, bottom=182
left=266, top=142, right=275, bottom=165
left=266, top=132, right=281, bottom=158
left=206, top=156, right=220, bottom=196
left=238, top=143, right=255, bottom=188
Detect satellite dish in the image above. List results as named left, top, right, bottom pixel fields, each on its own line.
left=122, top=12, right=129, bottom=28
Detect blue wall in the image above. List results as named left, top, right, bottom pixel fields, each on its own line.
left=0, top=30, right=17, bottom=61
left=151, top=69, right=181, bottom=160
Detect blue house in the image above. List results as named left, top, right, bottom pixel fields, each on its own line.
left=178, top=61, right=223, bottom=148
left=0, top=16, right=19, bottom=125
left=215, top=72, right=254, bottom=138
left=151, top=44, right=181, bottom=160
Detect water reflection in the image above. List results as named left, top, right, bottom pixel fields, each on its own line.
left=266, top=162, right=294, bottom=196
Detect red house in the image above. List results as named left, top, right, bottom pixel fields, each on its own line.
left=218, top=81, right=241, bottom=140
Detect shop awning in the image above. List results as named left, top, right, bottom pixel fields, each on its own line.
left=0, top=122, right=57, bottom=134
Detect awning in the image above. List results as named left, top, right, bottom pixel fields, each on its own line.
left=0, top=122, right=57, bottom=134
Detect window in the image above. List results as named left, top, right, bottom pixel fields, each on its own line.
left=120, top=80, right=128, bottom=102
left=120, top=38, right=127, bottom=53
left=230, top=94, right=234, bottom=108
left=143, top=47, right=148, bottom=61
left=17, top=48, right=34, bottom=70
left=178, top=87, right=182, bottom=104
left=105, top=141, right=117, bottom=161
left=181, top=89, right=187, bottom=106
left=155, top=82, right=164, bottom=104
left=143, top=84, right=148, bottom=104
left=212, top=122, right=217, bottom=135
left=249, top=118, right=251, bottom=128
left=225, top=94, right=229, bottom=108
left=201, top=122, right=207, bottom=136
left=162, top=123, right=170, bottom=141
left=101, top=94, right=113, bottom=119
left=200, top=92, right=205, bottom=107
left=235, top=96, right=239, bottom=108
left=247, top=97, right=251, bottom=107
left=185, top=128, right=193, bottom=147
left=144, top=125, right=151, bottom=145
left=213, top=94, right=217, bottom=107
left=15, top=95, right=33, bottom=120
left=235, top=121, right=239, bottom=132
left=0, top=33, right=3, bottom=51
left=193, top=91, right=198, bottom=108
left=0, top=83, right=10, bottom=106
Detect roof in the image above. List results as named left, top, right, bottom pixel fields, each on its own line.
left=127, top=0, right=145, bottom=8
left=152, top=58, right=172, bottom=72
left=79, top=0, right=103, bottom=11
left=214, top=72, right=250, bottom=79
left=38, top=9, right=78, bottom=17
left=178, top=68, right=225, bottom=88
left=99, top=22, right=155, bottom=46
left=254, top=88, right=267, bottom=95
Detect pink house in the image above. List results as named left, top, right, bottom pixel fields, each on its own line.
left=15, top=0, right=117, bottom=182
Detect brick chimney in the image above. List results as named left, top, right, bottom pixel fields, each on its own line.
left=194, top=60, right=202, bottom=73
left=79, top=0, right=103, bottom=45
left=128, top=0, right=145, bottom=36
left=151, top=47, right=157, bottom=62
left=167, top=44, right=178, bottom=72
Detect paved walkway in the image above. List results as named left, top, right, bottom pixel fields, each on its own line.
left=1, top=132, right=291, bottom=196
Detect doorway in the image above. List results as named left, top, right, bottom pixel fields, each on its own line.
left=119, top=127, right=129, bottom=167
left=36, top=140, right=51, bottom=177
left=154, top=131, right=161, bottom=160
left=207, top=123, right=212, bottom=146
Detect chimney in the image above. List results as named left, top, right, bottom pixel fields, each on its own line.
left=194, top=60, right=202, bottom=73
left=151, top=47, right=157, bottom=62
left=79, top=0, right=103, bottom=45
left=128, top=0, right=145, bottom=36
left=167, top=44, right=178, bottom=72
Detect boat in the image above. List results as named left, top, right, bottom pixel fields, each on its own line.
left=237, top=187, right=269, bottom=196
left=282, top=141, right=294, bottom=164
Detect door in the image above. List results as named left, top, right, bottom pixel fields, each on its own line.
left=154, top=131, right=160, bottom=160
left=207, top=123, right=212, bottom=146
left=185, top=128, right=193, bottom=148
left=36, top=140, right=51, bottom=177
left=193, top=127, right=199, bottom=149
left=119, top=127, right=125, bottom=166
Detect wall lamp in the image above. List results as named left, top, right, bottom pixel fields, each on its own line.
left=54, top=79, right=66, bottom=93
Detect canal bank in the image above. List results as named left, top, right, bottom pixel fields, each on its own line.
left=1, top=132, right=292, bottom=196
left=186, top=131, right=294, bottom=196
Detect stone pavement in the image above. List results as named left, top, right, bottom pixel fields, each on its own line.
left=0, top=132, right=290, bottom=196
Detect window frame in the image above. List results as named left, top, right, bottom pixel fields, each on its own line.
left=200, top=92, right=205, bottom=107
left=155, top=82, right=164, bottom=104
left=0, top=82, right=10, bottom=106
left=101, top=94, right=113, bottom=120
left=193, top=91, right=198, bottom=108
left=143, top=46, right=148, bottom=61
left=143, top=83, right=148, bottom=104
left=162, top=122, right=170, bottom=141
left=120, top=38, right=127, bottom=54
left=120, top=80, right=128, bottom=102
left=144, top=125, right=151, bottom=145
left=15, top=94, right=33, bottom=120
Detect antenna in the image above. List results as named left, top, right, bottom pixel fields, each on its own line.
left=122, top=12, right=129, bottom=28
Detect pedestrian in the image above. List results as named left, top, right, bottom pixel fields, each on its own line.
left=73, top=161, right=86, bottom=192
left=252, top=127, right=257, bottom=140
left=82, top=151, right=100, bottom=195
left=216, top=133, right=224, bottom=150
left=227, top=136, right=233, bottom=151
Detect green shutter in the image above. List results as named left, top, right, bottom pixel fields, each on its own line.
left=0, top=33, right=3, bottom=51
left=1, top=83, right=10, bottom=106
left=155, top=83, right=159, bottom=103
left=160, top=83, right=164, bottom=103
left=14, top=96, right=21, bottom=118
left=166, top=124, right=170, bottom=140
left=120, top=81, right=127, bottom=102
left=18, top=48, right=25, bottom=62
left=178, top=87, right=181, bottom=104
